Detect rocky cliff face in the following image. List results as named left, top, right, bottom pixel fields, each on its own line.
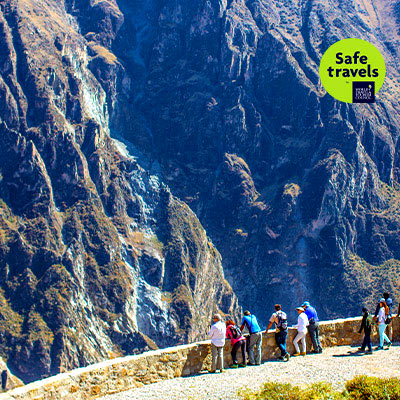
left=112, top=0, right=399, bottom=319
left=1, top=0, right=400, bottom=383
left=0, top=0, right=239, bottom=383
left=109, top=0, right=400, bottom=322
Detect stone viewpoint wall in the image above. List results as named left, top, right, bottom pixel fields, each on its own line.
left=1, top=317, right=399, bottom=400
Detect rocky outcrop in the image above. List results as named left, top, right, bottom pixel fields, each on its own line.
left=0, top=0, right=239, bottom=383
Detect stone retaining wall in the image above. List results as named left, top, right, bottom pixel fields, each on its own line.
left=1, top=317, right=398, bottom=399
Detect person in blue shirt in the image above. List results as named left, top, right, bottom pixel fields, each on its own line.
left=240, top=311, right=262, bottom=365
left=301, top=301, right=322, bottom=353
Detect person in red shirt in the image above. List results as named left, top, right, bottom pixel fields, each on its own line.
left=226, top=320, right=247, bottom=368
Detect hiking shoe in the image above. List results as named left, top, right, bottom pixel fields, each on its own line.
left=277, top=356, right=284, bottom=360
left=292, top=353, right=301, bottom=357
left=238, top=363, right=247, bottom=368
left=300, top=352, right=306, bottom=356
left=209, top=370, right=216, bottom=373
left=284, top=353, right=290, bottom=361
left=387, top=342, right=392, bottom=348
left=230, top=364, right=239, bottom=368
left=311, top=350, right=319, bottom=354
left=375, top=346, right=384, bottom=350
left=366, top=349, right=373, bottom=354
left=220, top=369, right=226, bottom=373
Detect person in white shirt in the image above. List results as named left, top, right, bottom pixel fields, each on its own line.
left=376, top=299, right=392, bottom=350
left=292, top=306, right=309, bottom=356
left=208, top=313, right=226, bottom=372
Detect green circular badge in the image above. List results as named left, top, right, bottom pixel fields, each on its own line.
left=319, top=38, right=386, bottom=103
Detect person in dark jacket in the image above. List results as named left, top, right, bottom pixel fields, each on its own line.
left=1, top=370, right=7, bottom=391
left=359, top=307, right=373, bottom=353
left=266, top=304, right=290, bottom=361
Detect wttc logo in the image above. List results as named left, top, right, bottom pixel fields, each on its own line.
left=319, top=39, right=385, bottom=104
left=353, top=82, right=375, bottom=103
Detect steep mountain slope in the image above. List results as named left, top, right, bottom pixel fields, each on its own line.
left=0, top=0, right=239, bottom=383
left=1, top=0, right=400, bottom=383
left=109, top=0, right=400, bottom=321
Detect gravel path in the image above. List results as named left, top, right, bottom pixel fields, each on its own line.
left=101, top=345, right=400, bottom=400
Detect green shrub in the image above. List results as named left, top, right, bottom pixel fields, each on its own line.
left=239, top=382, right=302, bottom=400
left=346, top=376, right=400, bottom=400
left=302, top=382, right=344, bottom=400
left=239, top=381, right=340, bottom=400
left=239, top=377, right=400, bottom=400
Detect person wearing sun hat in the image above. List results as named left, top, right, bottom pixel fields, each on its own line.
left=301, top=301, right=323, bottom=354
left=292, top=306, right=309, bottom=356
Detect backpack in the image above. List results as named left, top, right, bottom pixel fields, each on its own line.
left=230, top=325, right=242, bottom=339
left=365, top=314, right=373, bottom=329
left=276, top=311, right=288, bottom=331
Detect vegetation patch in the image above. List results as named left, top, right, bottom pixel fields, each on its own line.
left=344, top=253, right=400, bottom=310
left=148, top=234, right=164, bottom=255
left=239, top=376, right=400, bottom=400
left=89, top=42, right=118, bottom=65
left=24, top=310, right=54, bottom=345
left=283, top=183, right=301, bottom=199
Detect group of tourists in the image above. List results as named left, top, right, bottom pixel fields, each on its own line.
left=264, top=301, right=323, bottom=361
left=208, top=293, right=396, bottom=372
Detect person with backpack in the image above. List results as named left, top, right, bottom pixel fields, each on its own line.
left=240, top=311, right=263, bottom=365
left=292, top=306, right=309, bottom=356
left=301, top=301, right=323, bottom=353
left=266, top=304, right=290, bottom=361
left=376, top=299, right=392, bottom=350
left=358, top=307, right=373, bottom=353
left=226, top=320, right=247, bottom=368
left=374, top=292, right=393, bottom=340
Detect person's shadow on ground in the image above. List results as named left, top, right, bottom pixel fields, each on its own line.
left=332, top=350, right=373, bottom=358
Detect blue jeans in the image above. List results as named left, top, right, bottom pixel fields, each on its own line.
left=275, top=330, right=288, bottom=356
left=307, top=322, right=322, bottom=352
left=379, top=324, right=391, bottom=347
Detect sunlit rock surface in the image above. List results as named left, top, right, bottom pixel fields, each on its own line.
left=1, top=0, right=400, bottom=382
